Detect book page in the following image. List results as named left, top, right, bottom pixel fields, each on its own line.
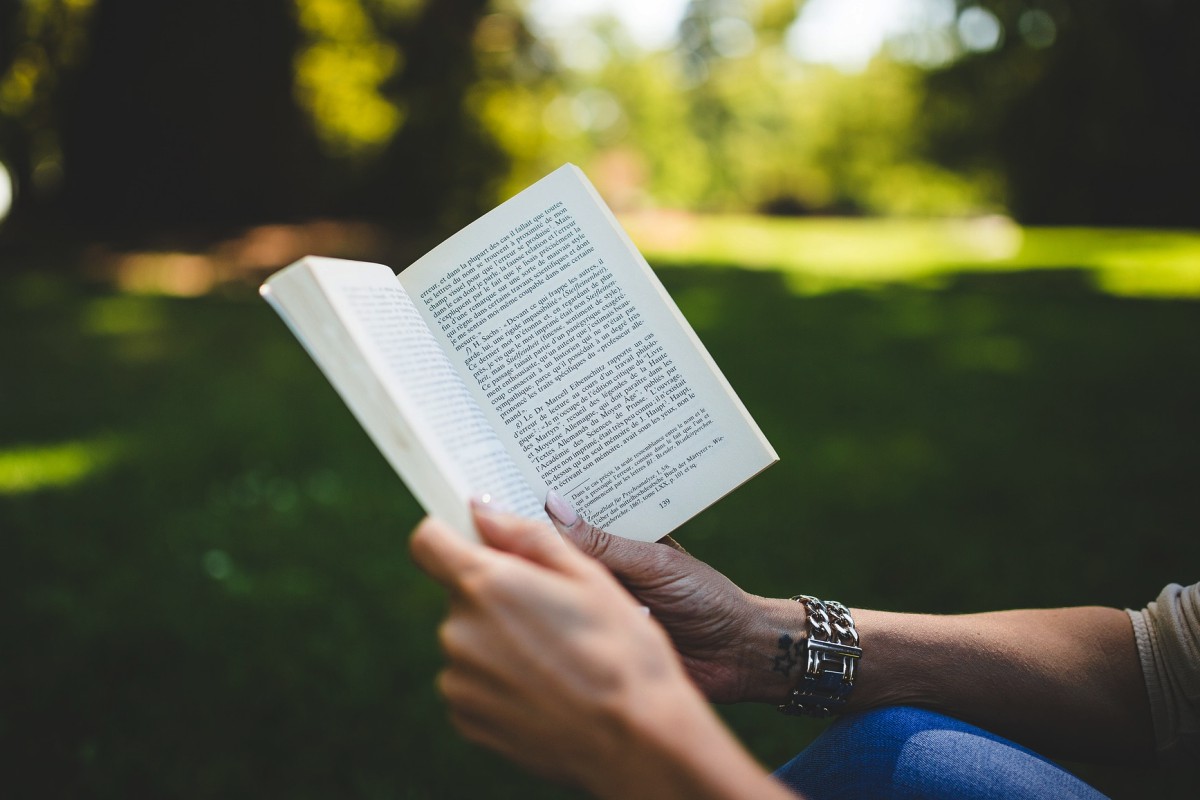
left=266, top=258, right=547, bottom=537
left=399, top=166, right=776, bottom=542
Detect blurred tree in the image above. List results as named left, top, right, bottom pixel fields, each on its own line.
left=624, top=0, right=991, bottom=214
left=499, top=0, right=992, bottom=217
left=292, top=0, right=406, bottom=160
left=676, top=0, right=794, bottom=208
left=921, top=0, right=1200, bottom=226
left=0, top=0, right=540, bottom=248
left=343, top=0, right=535, bottom=232
left=463, top=4, right=563, bottom=198
left=59, top=0, right=320, bottom=239
left=0, top=0, right=98, bottom=235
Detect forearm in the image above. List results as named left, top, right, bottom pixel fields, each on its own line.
left=733, top=598, right=1154, bottom=764
left=848, top=606, right=1154, bottom=762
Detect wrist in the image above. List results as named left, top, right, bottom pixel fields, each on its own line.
left=591, top=677, right=789, bottom=800
left=731, top=595, right=869, bottom=716
left=726, top=595, right=811, bottom=704
left=777, top=595, right=861, bottom=717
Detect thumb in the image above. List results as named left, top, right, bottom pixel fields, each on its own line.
left=544, top=490, right=655, bottom=576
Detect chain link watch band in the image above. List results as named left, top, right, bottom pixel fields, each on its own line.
left=778, top=594, right=861, bottom=717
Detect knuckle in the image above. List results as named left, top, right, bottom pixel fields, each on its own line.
left=437, top=617, right=470, bottom=658
left=455, top=560, right=524, bottom=613
left=436, top=620, right=455, bottom=653
left=458, top=560, right=506, bottom=599
left=434, top=669, right=454, bottom=699
left=580, top=524, right=611, bottom=559
left=448, top=710, right=486, bottom=745
left=645, top=545, right=680, bottom=574
left=436, top=668, right=471, bottom=706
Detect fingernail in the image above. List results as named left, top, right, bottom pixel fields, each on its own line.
left=544, top=490, right=577, bottom=527
left=470, top=493, right=497, bottom=514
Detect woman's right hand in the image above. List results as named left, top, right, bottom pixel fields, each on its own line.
left=545, top=492, right=805, bottom=705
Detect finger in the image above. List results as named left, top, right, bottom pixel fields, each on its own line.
left=444, top=697, right=571, bottom=784
left=409, top=515, right=490, bottom=588
left=438, top=671, right=553, bottom=760
left=470, top=497, right=578, bottom=573
left=438, top=611, right=536, bottom=677
left=544, top=490, right=659, bottom=576
left=446, top=706, right=562, bottom=781
left=437, top=663, right=513, bottom=712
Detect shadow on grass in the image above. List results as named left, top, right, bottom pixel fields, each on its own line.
left=2, top=264, right=1197, bottom=798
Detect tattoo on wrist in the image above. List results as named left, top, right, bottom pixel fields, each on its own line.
left=772, top=633, right=804, bottom=676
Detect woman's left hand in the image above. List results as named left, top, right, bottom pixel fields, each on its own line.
left=409, top=501, right=794, bottom=800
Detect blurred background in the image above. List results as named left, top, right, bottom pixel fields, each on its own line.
left=2, top=0, right=1198, bottom=797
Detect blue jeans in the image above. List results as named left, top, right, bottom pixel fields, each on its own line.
left=773, top=707, right=1107, bottom=800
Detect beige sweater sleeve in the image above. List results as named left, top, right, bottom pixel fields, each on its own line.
left=1126, top=582, right=1200, bottom=764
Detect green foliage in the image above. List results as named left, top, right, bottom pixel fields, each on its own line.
left=0, top=0, right=96, bottom=231
left=0, top=0, right=96, bottom=118
left=504, top=7, right=999, bottom=216
left=292, top=0, right=409, bottom=157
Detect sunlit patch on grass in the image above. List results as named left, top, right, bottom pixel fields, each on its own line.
left=623, top=213, right=1200, bottom=299
left=80, top=296, right=175, bottom=362
left=82, top=296, right=168, bottom=336
left=0, top=435, right=128, bottom=495
left=104, top=251, right=222, bottom=297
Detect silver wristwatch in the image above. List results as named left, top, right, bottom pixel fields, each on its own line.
left=778, top=594, right=861, bottom=717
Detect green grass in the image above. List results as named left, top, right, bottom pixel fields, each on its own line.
left=3, top=225, right=1199, bottom=797
left=623, top=214, right=1200, bottom=298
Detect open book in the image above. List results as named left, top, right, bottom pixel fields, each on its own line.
left=261, top=164, right=777, bottom=541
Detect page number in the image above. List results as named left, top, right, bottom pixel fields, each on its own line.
left=658, top=498, right=671, bottom=509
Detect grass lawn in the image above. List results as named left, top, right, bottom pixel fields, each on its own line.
left=624, top=213, right=1200, bottom=298
left=3, top=220, right=1198, bottom=797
